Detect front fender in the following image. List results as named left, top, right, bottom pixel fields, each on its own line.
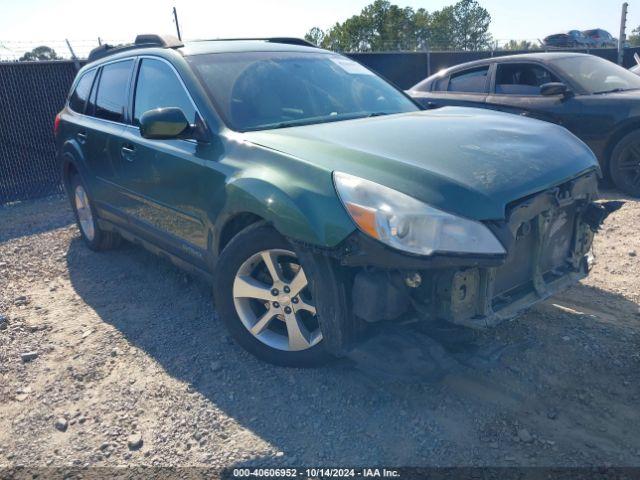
left=217, top=173, right=356, bottom=249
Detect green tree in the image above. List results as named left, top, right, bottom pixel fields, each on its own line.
left=428, top=5, right=456, bottom=50
left=629, top=26, right=640, bottom=47
left=503, top=39, right=536, bottom=51
left=305, top=0, right=492, bottom=52
left=304, top=27, right=326, bottom=46
left=450, top=0, right=492, bottom=50
left=19, top=45, right=60, bottom=61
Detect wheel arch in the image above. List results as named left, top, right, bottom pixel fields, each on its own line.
left=603, top=119, right=640, bottom=172
left=216, top=212, right=266, bottom=254
left=214, top=176, right=355, bottom=256
left=59, top=141, right=91, bottom=194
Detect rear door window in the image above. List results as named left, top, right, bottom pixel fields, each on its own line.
left=92, top=60, right=134, bottom=123
left=69, top=70, right=96, bottom=113
left=133, top=58, right=196, bottom=125
left=448, top=67, right=489, bottom=93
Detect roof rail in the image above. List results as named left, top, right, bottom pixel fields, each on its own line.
left=194, top=37, right=318, bottom=48
left=87, top=34, right=184, bottom=63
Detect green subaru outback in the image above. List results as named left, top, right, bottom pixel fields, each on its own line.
left=55, top=35, right=619, bottom=366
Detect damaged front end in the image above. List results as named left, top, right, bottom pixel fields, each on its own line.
left=336, top=171, right=622, bottom=330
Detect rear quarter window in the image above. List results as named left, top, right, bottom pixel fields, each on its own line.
left=68, top=70, right=96, bottom=113
left=433, top=76, right=449, bottom=91
left=448, top=67, right=489, bottom=93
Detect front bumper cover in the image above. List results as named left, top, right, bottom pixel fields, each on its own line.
left=326, top=171, right=622, bottom=329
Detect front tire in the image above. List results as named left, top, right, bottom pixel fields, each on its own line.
left=213, top=224, right=345, bottom=367
left=609, top=131, right=640, bottom=197
left=68, top=174, right=121, bottom=251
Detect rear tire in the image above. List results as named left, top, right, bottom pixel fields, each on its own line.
left=68, top=174, right=121, bottom=251
left=213, top=224, right=350, bottom=367
left=609, top=131, right=640, bottom=197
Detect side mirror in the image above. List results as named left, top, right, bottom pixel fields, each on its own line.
left=139, top=107, right=191, bottom=140
left=540, top=82, right=570, bottom=97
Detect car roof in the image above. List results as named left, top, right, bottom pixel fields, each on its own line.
left=437, top=52, right=588, bottom=73
left=78, top=37, right=327, bottom=77
left=75, top=37, right=330, bottom=85
left=181, top=39, right=325, bottom=56
left=86, top=38, right=325, bottom=66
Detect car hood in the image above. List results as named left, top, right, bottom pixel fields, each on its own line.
left=242, top=107, right=599, bottom=221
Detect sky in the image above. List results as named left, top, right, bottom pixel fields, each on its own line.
left=0, top=0, right=638, bottom=55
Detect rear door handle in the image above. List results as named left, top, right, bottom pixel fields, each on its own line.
left=121, top=144, right=136, bottom=161
left=76, top=131, right=87, bottom=144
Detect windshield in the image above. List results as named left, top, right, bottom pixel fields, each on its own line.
left=552, top=55, right=640, bottom=94
left=187, top=52, right=418, bottom=131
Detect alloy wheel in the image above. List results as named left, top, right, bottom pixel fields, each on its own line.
left=618, top=142, right=640, bottom=192
left=232, top=249, right=322, bottom=352
left=74, top=185, right=95, bottom=241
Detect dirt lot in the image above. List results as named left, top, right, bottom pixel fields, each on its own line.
left=1, top=192, right=639, bottom=471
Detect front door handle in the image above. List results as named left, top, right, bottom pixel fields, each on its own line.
left=121, top=144, right=136, bottom=161
left=76, top=131, right=87, bottom=144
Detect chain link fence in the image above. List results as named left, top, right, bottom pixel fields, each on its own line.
left=0, top=39, right=128, bottom=62
left=0, top=61, right=79, bottom=203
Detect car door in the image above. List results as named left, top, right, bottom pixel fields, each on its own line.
left=81, top=59, right=135, bottom=210
left=114, top=56, right=224, bottom=268
left=65, top=68, right=99, bottom=179
left=411, top=65, right=490, bottom=110
left=485, top=62, right=584, bottom=132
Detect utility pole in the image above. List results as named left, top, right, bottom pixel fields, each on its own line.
left=618, top=2, right=629, bottom=65
left=173, top=7, right=182, bottom=41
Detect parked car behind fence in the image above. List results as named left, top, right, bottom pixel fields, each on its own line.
left=544, top=31, right=596, bottom=49
left=583, top=29, right=617, bottom=48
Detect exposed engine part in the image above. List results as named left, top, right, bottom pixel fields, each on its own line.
left=404, top=272, right=422, bottom=288
left=352, top=271, right=411, bottom=323
left=334, top=173, right=622, bottom=332
left=435, top=269, right=482, bottom=323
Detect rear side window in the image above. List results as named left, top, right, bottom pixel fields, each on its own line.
left=448, top=67, right=489, bottom=93
left=93, top=60, right=134, bottom=123
left=133, top=58, right=196, bottom=125
left=69, top=70, right=96, bottom=113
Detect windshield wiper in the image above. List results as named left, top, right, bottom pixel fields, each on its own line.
left=593, top=87, right=640, bottom=95
left=252, top=112, right=393, bottom=131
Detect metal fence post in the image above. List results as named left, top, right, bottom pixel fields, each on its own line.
left=65, top=39, right=80, bottom=71
left=619, top=2, right=629, bottom=65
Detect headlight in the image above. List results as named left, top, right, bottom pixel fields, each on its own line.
left=333, top=171, right=506, bottom=256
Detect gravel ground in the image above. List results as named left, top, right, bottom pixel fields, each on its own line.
left=0, top=192, right=639, bottom=471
